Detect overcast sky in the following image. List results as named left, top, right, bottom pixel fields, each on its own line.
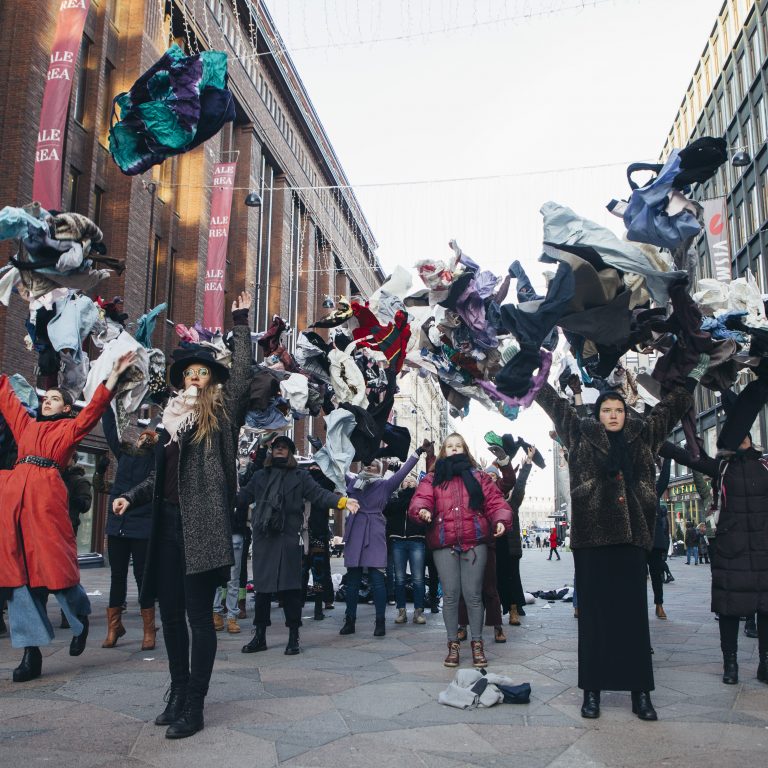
left=264, top=0, right=725, bottom=502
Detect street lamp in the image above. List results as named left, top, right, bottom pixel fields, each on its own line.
left=244, top=191, right=262, bottom=207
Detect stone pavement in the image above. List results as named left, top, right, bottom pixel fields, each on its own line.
left=1, top=549, right=766, bottom=767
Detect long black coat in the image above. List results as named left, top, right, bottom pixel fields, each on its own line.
left=240, top=466, right=341, bottom=593
left=102, top=407, right=154, bottom=539
left=535, top=383, right=692, bottom=550
left=123, top=324, right=252, bottom=600
left=710, top=448, right=768, bottom=616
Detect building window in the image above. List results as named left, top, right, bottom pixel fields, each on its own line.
left=726, top=75, right=735, bottom=115
left=167, top=247, right=177, bottom=316
left=107, top=0, right=119, bottom=19
left=68, top=167, right=81, bottom=211
left=761, top=168, right=768, bottom=219
left=759, top=96, right=768, bottom=147
left=100, top=60, right=115, bottom=145
left=748, top=184, right=759, bottom=233
left=736, top=202, right=746, bottom=248
left=750, top=29, right=761, bottom=76
left=736, top=56, right=746, bottom=102
left=151, top=235, right=162, bottom=307
left=744, top=114, right=754, bottom=151
left=704, top=53, right=712, bottom=92
left=93, top=185, right=104, bottom=227
left=73, top=36, right=92, bottom=125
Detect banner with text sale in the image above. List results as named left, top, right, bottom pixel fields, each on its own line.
left=203, top=162, right=237, bottom=331
left=32, top=0, right=91, bottom=210
left=702, top=197, right=731, bottom=282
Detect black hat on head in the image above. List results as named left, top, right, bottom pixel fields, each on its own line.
left=271, top=435, right=296, bottom=454
left=169, top=346, right=230, bottom=389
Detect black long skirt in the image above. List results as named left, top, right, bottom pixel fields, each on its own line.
left=573, top=544, right=654, bottom=692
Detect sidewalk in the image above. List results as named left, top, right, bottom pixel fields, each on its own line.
left=0, top=549, right=765, bottom=767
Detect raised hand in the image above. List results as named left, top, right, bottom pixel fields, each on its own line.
left=232, top=291, right=252, bottom=313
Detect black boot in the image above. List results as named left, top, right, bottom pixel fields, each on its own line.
left=757, top=651, right=768, bottom=683
left=722, top=650, right=739, bottom=684
left=339, top=616, right=356, bottom=635
left=285, top=627, right=300, bottom=655
left=373, top=617, right=386, bottom=637
left=69, top=614, right=89, bottom=657
left=154, top=683, right=187, bottom=726
left=313, top=595, right=325, bottom=621
left=631, top=691, right=658, bottom=721
left=165, top=691, right=204, bottom=739
left=241, top=624, right=267, bottom=653
left=745, top=616, right=758, bottom=638
left=429, top=593, right=440, bottom=614
left=12, top=646, right=42, bottom=683
left=580, top=690, right=600, bottom=719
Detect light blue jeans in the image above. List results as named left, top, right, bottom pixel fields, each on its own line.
left=7, top=584, right=90, bottom=648
left=686, top=545, right=699, bottom=565
left=213, top=534, right=244, bottom=619
left=392, top=539, right=426, bottom=610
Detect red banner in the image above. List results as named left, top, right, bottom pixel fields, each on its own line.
left=203, top=162, right=238, bottom=331
left=32, top=0, right=91, bottom=210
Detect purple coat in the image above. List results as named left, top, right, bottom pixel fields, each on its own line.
left=343, top=454, right=419, bottom=568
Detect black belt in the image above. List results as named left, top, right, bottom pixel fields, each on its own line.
left=16, top=456, right=62, bottom=470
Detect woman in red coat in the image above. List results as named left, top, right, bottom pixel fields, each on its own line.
left=409, top=433, right=512, bottom=668
left=0, top=351, right=136, bottom=682
left=548, top=527, right=561, bottom=560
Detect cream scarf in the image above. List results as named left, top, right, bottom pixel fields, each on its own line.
left=160, top=386, right=199, bottom=443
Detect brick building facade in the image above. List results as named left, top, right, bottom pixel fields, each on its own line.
left=0, top=0, right=384, bottom=553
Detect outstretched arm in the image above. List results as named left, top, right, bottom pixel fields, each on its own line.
left=0, top=375, right=31, bottom=442
left=535, top=383, right=582, bottom=452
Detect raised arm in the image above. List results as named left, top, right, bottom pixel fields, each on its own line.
left=300, top=471, right=345, bottom=511
left=225, top=292, right=254, bottom=431
left=0, top=374, right=32, bottom=442
left=643, top=386, right=694, bottom=455
left=658, top=440, right=720, bottom=478
left=380, top=453, right=419, bottom=495
left=101, top=405, right=122, bottom=458
left=655, top=456, right=672, bottom=501
left=535, top=382, right=582, bottom=451
left=509, top=460, right=532, bottom=510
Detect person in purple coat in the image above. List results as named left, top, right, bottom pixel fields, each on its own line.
left=339, top=442, right=430, bottom=637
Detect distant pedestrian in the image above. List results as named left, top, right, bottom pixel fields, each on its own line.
left=548, top=528, right=561, bottom=560
left=535, top=534, right=541, bottom=549
left=684, top=521, right=699, bottom=565
left=697, top=523, right=710, bottom=565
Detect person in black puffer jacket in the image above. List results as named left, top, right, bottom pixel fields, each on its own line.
left=384, top=476, right=426, bottom=624
left=98, top=406, right=158, bottom=651
left=61, top=454, right=92, bottom=535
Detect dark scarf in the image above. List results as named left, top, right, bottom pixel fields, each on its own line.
left=36, top=412, right=75, bottom=422
left=433, top=454, right=484, bottom=510
left=252, top=459, right=293, bottom=535
left=605, top=430, right=635, bottom=483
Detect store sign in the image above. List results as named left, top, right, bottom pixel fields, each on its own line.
left=203, top=162, right=237, bottom=331
left=702, top=197, right=730, bottom=282
left=32, top=0, right=91, bottom=209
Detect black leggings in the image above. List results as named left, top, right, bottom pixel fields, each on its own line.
left=107, top=536, right=152, bottom=609
left=253, top=590, right=303, bottom=628
left=647, top=548, right=665, bottom=605
left=719, top=613, right=768, bottom=654
left=156, top=518, right=221, bottom=699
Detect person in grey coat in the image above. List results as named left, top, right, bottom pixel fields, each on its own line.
left=113, top=292, right=253, bottom=740
left=240, top=436, right=358, bottom=656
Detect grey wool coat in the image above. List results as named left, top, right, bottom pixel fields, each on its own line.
left=122, top=324, right=252, bottom=601
left=535, top=383, right=692, bottom=551
left=241, top=466, right=342, bottom=593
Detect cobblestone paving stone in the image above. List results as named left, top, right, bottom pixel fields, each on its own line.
left=1, top=549, right=766, bottom=766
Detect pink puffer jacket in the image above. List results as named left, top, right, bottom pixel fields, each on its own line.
left=407, top=471, right=512, bottom=552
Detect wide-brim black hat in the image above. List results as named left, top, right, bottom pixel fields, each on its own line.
left=271, top=435, right=297, bottom=454
left=169, top=346, right=230, bottom=389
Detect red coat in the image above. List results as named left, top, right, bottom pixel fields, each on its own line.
left=549, top=529, right=558, bottom=548
left=408, top=470, right=512, bottom=552
left=0, top=376, right=113, bottom=590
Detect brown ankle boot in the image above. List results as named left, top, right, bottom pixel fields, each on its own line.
left=508, top=605, right=521, bottom=626
left=655, top=604, right=667, bottom=620
left=140, top=607, right=157, bottom=650
left=237, top=598, right=247, bottom=620
left=444, top=641, right=460, bottom=667
left=102, top=607, right=126, bottom=648
left=471, top=639, right=488, bottom=668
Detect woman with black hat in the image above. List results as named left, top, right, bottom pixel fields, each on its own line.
left=536, top=374, right=694, bottom=721
left=239, top=436, right=358, bottom=655
left=113, top=292, right=253, bottom=740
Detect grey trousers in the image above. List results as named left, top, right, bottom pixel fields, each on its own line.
left=433, top=544, right=487, bottom=642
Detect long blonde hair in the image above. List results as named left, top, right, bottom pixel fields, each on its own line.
left=192, top=380, right=227, bottom=446
left=436, top=432, right=479, bottom=467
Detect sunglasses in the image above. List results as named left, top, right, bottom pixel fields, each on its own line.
left=183, top=366, right=210, bottom=378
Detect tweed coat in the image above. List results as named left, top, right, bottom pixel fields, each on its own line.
left=243, top=466, right=342, bottom=593
left=122, top=324, right=251, bottom=600
left=535, top=383, right=692, bottom=551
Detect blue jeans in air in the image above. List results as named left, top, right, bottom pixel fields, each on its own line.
left=344, top=567, right=387, bottom=621
left=392, top=539, right=426, bottom=610
left=7, top=584, right=90, bottom=648
left=686, top=546, right=699, bottom=564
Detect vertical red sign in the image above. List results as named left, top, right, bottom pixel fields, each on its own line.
left=32, top=0, right=91, bottom=210
left=203, top=162, right=237, bottom=331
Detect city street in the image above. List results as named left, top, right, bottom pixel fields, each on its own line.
left=1, top=549, right=766, bottom=767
